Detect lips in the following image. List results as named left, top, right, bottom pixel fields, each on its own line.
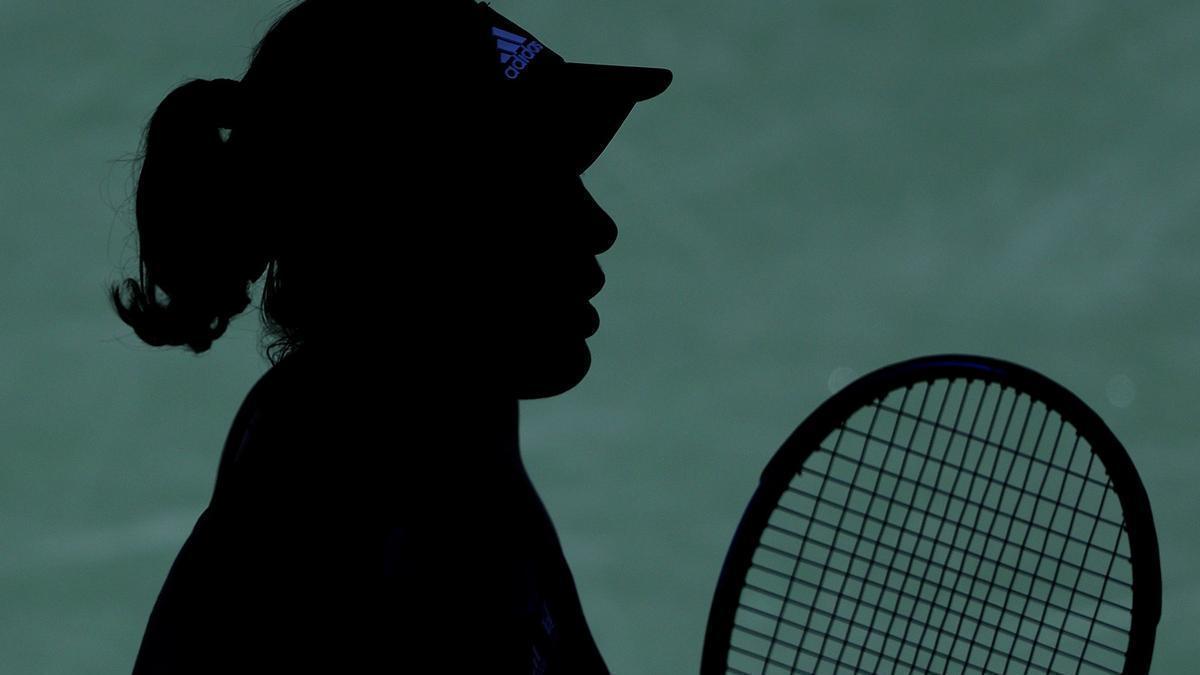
left=583, top=302, right=600, bottom=335
left=583, top=269, right=605, bottom=300
left=580, top=263, right=604, bottom=335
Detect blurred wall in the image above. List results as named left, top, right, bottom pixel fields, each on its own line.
left=2, top=1, right=1196, bottom=672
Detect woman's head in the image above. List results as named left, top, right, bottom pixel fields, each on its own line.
left=110, top=1, right=490, bottom=358
left=111, top=1, right=662, bottom=400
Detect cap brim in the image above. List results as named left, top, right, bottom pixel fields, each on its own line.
left=550, top=64, right=673, bottom=174
left=564, top=63, right=673, bottom=101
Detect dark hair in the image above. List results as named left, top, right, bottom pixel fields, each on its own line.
left=109, top=0, right=486, bottom=365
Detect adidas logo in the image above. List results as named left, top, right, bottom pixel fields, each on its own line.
left=493, top=26, right=544, bottom=80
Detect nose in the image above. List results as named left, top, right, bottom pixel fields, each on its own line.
left=577, top=178, right=618, bottom=255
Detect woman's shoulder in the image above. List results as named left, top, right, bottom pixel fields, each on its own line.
left=212, top=349, right=302, bottom=485
left=213, top=349, right=339, bottom=491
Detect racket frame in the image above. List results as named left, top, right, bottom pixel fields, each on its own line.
left=700, top=354, right=1161, bottom=675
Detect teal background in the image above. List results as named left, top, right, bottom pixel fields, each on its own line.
left=3, top=1, right=1197, bottom=672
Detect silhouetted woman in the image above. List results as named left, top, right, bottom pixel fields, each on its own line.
left=109, top=1, right=671, bottom=672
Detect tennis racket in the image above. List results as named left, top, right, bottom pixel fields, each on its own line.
left=701, top=355, right=1160, bottom=675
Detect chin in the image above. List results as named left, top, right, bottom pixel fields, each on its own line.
left=513, top=339, right=593, bottom=400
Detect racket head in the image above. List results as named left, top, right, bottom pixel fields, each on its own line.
left=701, top=355, right=1161, bottom=675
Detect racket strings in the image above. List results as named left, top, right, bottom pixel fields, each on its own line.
left=761, top=489, right=1132, bottom=632
left=737, top=546, right=1124, bottom=675
left=872, top=401, right=1117, bottom=503
left=728, top=378, right=1134, bottom=675
left=739, top=540, right=1123, bottom=673
left=803, top=438, right=1133, bottom=594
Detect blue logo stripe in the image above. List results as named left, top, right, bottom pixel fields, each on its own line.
left=495, top=38, right=523, bottom=54
left=491, top=26, right=528, bottom=45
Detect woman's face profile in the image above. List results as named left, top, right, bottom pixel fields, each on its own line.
left=379, top=138, right=619, bottom=401
left=464, top=163, right=619, bottom=401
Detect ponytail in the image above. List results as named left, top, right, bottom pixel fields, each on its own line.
left=111, top=1, right=464, bottom=364
left=110, top=77, right=273, bottom=354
